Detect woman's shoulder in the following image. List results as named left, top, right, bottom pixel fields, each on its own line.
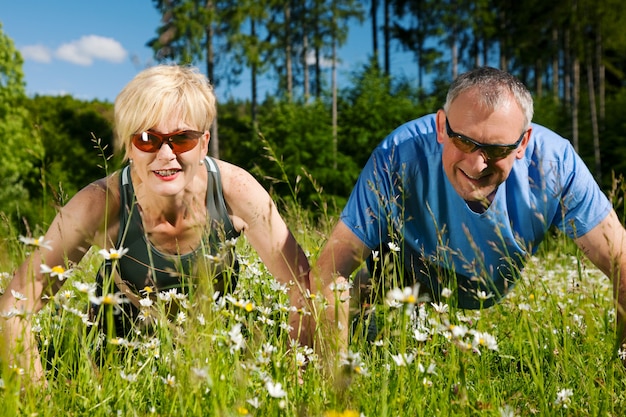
left=88, top=171, right=122, bottom=196
left=52, top=172, right=123, bottom=250
left=213, top=159, right=258, bottom=189
left=213, top=158, right=272, bottom=218
left=68, top=172, right=123, bottom=215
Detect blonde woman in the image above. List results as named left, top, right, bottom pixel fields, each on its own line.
left=0, top=64, right=311, bottom=381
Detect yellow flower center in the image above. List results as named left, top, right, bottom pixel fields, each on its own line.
left=52, top=265, right=65, bottom=274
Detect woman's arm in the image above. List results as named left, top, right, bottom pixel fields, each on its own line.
left=0, top=176, right=118, bottom=381
left=220, top=161, right=312, bottom=347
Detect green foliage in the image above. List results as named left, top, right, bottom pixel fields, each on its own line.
left=599, top=89, right=626, bottom=188
left=338, top=64, right=439, bottom=170
left=252, top=98, right=356, bottom=214
left=0, top=24, right=44, bottom=231
left=18, top=96, right=117, bottom=229
left=0, top=23, right=25, bottom=98
left=239, top=65, right=441, bottom=219
left=27, top=96, right=116, bottom=189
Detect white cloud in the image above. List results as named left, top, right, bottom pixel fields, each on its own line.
left=304, top=50, right=335, bottom=68
left=20, top=45, right=53, bottom=63
left=55, top=35, right=127, bottom=66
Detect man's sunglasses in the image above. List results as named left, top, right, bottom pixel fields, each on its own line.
left=445, top=117, right=525, bottom=160
left=131, top=130, right=204, bottom=154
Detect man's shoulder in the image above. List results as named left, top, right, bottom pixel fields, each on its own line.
left=388, top=114, right=436, bottom=138
left=524, top=123, right=575, bottom=166
left=528, top=123, right=571, bottom=149
left=377, top=114, right=438, bottom=153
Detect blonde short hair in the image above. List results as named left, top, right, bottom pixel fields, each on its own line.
left=114, top=65, right=216, bottom=162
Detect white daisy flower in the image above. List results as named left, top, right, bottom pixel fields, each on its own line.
left=265, top=380, right=286, bottom=398
left=98, top=247, right=129, bottom=260
left=40, top=264, right=73, bottom=281
left=19, top=235, right=52, bottom=250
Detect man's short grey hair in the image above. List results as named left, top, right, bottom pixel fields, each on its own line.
left=443, top=67, right=534, bottom=129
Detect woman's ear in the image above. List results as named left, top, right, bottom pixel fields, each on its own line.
left=201, top=130, right=210, bottom=155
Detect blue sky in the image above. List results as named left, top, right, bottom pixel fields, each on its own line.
left=2, top=1, right=418, bottom=103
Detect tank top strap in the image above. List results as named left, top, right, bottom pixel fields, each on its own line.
left=116, top=165, right=133, bottom=248
left=203, top=156, right=240, bottom=241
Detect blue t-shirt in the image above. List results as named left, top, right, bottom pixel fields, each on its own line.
left=341, top=114, right=612, bottom=308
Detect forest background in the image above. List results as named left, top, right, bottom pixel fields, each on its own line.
left=2, top=0, right=626, bottom=234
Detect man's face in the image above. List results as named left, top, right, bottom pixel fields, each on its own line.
left=436, top=89, right=530, bottom=206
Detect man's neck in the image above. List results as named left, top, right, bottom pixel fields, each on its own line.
left=465, top=190, right=497, bottom=213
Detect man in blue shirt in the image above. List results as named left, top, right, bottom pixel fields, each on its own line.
left=314, top=67, right=626, bottom=353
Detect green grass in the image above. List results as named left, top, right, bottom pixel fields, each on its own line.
left=1, top=137, right=626, bottom=415
left=1, top=219, right=626, bottom=416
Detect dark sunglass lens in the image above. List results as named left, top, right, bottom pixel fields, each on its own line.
left=170, top=133, right=195, bottom=142
left=451, top=136, right=475, bottom=153
left=169, top=132, right=199, bottom=153
left=132, top=132, right=161, bottom=152
left=145, top=132, right=164, bottom=152
left=488, top=147, right=511, bottom=160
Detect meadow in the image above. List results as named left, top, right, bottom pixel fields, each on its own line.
left=1, top=174, right=626, bottom=416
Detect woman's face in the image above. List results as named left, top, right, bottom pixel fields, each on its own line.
left=128, top=114, right=209, bottom=197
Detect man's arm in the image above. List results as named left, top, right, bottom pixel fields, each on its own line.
left=312, top=220, right=371, bottom=352
left=574, top=209, right=626, bottom=359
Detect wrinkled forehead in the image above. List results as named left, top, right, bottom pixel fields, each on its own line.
left=452, top=86, right=517, bottom=111
left=450, top=89, right=525, bottom=127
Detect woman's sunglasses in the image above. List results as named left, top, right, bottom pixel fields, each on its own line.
left=445, top=117, right=525, bottom=160
left=131, top=130, right=204, bottom=154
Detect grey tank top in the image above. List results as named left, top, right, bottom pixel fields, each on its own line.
left=100, top=157, right=240, bottom=296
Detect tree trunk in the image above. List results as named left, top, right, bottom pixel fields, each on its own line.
left=552, top=28, right=559, bottom=102
left=371, top=0, right=378, bottom=67
left=284, top=2, right=293, bottom=101
left=205, top=0, right=219, bottom=158
left=498, top=9, right=508, bottom=71
left=451, top=35, right=458, bottom=80
left=473, top=36, right=480, bottom=68
left=383, top=0, right=390, bottom=75
left=564, top=29, right=571, bottom=110
left=482, top=34, right=488, bottom=69
left=572, top=57, right=580, bottom=152
left=332, top=8, right=338, bottom=171
left=314, top=3, right=321, bottom=98
left=535, top=59, right=543, bottom=98
left=303, top=33, right=310, bottom=102
left=587, top=45, right=601, bottom=181
left=315, top=46, right=321, bottom=98
left=251, top=19, right=258, bottom=130
left=597, top=31, right=605, bottom=127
